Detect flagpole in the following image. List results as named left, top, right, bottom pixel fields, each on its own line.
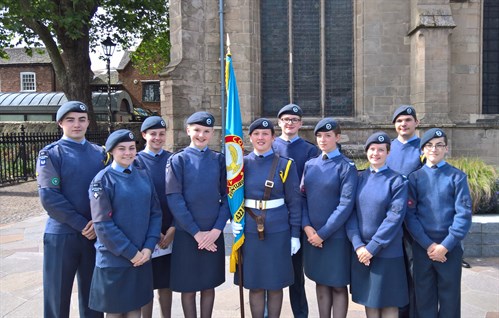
left=219, top=0, right=226, bottom=153
left=226, top=34, right=245, bottom=318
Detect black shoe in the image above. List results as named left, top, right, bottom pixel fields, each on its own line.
left=462, top=259, right=471, bottom=268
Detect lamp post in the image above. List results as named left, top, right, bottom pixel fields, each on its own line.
left=101, top=36, right=116, bottom=133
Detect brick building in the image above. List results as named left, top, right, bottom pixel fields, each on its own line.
left=0, top=48, right=57, bottom=93
left=160, top=0, right=499, bottom=166
left=116, top=51, right=161, bottom=114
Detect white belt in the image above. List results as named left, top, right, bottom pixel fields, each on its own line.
left=244, top=198, right=285, bottom=210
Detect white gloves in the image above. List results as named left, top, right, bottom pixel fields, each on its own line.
left=231, top=220, right=243, bottom=237
left=291, top=237, right=301, bottom=255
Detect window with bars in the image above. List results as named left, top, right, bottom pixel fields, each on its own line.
left=483, top=0, right=499, bottom=114
left=142, top=81, right=160, bottom=102
left=20, top=72, right=36, bottom=92
left=261, top=0, right=353, bottom=117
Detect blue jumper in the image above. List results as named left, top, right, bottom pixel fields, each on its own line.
left=386, top=137, right=422, bottom=177
left=37, top=139, right=107, bottom=234
left=406, top=163, right=472, bottom=251
left=302, top=152, right=358, bottom=240
left=136, top=150, right=173, bottom=232
left=89, top=164, right=162, bottom=268
left=346, top=167, right=408, bottom=258
left=165, top=147, right=230, bottom=236
left=273, top=137, right=320, bottom=178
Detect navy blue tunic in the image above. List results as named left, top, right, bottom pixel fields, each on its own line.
left=346, top=167, right=409, bottom=308
left=301, top=152, right=357, bottom=286
left=165, top=147, right=230, bottom=292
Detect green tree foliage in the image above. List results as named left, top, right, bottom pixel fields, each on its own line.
left=0, top=0, right=170, bottom=129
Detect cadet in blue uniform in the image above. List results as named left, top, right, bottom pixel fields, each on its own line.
left=165, top=111, right=230, bottom=318
left=36, top=101, right=105, bottom=318
left=272, top=103, right=319, bottom=318
left=301, top=118, right=357, bottom=318
left=346, top=132, right=408, bottom=318
left=405, top=128, right=472, bottom=318
left=386, top=105, right=421, bottom=318
left=233, top=118, right=301, bottom=318
left=386, top=105, right=422, bottom=177
left=136, top=117, right=175, bottom=318
left=88, top=129, right=162, bottom=318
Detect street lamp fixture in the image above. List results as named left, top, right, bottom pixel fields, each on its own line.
left=101, top=36, right=116, bottom=133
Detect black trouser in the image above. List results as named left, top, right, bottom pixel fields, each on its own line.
left=399, top=226, right=416, bottom=318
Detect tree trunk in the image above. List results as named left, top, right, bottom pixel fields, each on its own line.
left=55, top=31, right=98, bottom=131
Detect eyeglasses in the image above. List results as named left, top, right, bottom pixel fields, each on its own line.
left=280, top=118, right=301, bottom=124
left=424, top=143, right=447, bottom=150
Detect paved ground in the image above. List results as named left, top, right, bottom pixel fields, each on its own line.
left=1, top=182, right=498, bottom=317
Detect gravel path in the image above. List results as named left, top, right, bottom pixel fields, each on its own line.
left=0, top=180, right=45, bottom=225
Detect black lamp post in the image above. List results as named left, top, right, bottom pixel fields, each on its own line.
left=101, top=36, right=116, bottom=133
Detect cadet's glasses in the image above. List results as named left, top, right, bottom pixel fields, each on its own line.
left=424, top=143, right=446, bottom=150
left=280, top=118, right=301, bottom=124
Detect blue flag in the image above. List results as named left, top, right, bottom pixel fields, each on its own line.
left=225, top=54, right=245, bottom=273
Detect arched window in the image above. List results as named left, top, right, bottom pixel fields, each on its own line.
left=483, top=0, right=499, bottom=114
left=261, top=0, right=353, bottom=117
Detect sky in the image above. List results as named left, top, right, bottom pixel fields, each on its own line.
left=90, top=48, right=125, bottom=73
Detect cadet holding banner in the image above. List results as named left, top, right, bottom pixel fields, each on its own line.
left=232, top=118, right=301, bottom=318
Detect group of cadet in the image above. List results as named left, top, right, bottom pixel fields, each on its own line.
left=36, top=100, right=472, bottom=318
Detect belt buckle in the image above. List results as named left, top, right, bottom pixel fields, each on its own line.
left=257, top=200, right=265, bottom=210
left=265, top=180, right=274, bottom=188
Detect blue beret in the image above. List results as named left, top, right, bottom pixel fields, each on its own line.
left=314, top=118, right=338, bottom=135
left=105, top=129, right=136, bottom=152
left=392, top=105, right=417, bottom=123
left=249, top=118, right=274, bottom=135
left=141, top=116, right=166, bottom=132
left=364, top=131, right=391, bottom=151
left=278, top=103, right=303, bottom=118
left=56, top=101, right=88, bottom=121
left=420, top=128, right=446, bottom=149
left=186, top=111, right=215, bottom=127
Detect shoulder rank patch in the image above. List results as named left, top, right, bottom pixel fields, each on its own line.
left=38, top=150, right=48, bottom=167
left=91, top=181, right=103, bottom=199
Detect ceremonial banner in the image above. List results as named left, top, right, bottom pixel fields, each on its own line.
left=225, top=53, right=245, bottom=273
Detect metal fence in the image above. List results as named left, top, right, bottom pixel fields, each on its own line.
left=0, top=125, right=108, bottom=186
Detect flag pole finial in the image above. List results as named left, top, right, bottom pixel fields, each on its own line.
left=226, top=33, right=231, bottom=55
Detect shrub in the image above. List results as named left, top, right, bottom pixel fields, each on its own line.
left=447, top=157, right=498, bottom=214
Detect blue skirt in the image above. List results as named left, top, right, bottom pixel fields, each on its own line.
left=235, top=230, right=293, bottom=290
left=170, top=229, right=225, bottom=292
left=152, top=254, right=171, bottom=290
left=350, top=255, right=409, bottom=308
left=303, top=237, right=351, bottom=287
left=89, top=263, right=153, bottom=313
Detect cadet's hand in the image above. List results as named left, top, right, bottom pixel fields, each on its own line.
left=198, top=229, right=221, bottom=251
left=82, top=220, right=96, bottom=240
left=291, top=237, right=301, bottom=255
left=428, top=243, right=448, bottom=263
left=355, top=246, right=372, bottom=266
left=231, top=220, right=243, bottom=237
left=194, top=231, right=217, bottom=252
left=130, top=251, right=144, bottom=266
left=158, top=226, right=175, bottom=249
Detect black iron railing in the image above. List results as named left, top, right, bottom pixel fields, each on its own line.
left=0, top=125, right=108, bottom=185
